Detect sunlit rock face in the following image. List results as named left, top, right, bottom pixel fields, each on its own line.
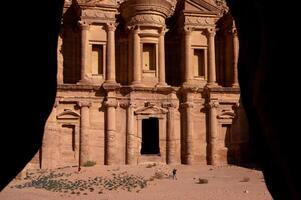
left=26, top=0, right=249, bottom=170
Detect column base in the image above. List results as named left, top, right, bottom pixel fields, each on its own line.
left=105, top=79, right=117, bottom=84
left=78, top=78, right=92, bottom=85
left=231, top=83, right=240, bottom=88
left=206, top=82, right=220, bottom=88
left=131, top=81, right=144, bottom=87
left=155, top=82, right=168, bottom=87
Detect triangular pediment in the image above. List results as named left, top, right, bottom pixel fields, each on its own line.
left=135, top=105, right=168, bottom=115
left=184, top=0, right=220, bottom=14
left=57, top=109, right=80, bottom=120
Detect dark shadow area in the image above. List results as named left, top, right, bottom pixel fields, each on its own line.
left=226, top=0, right=301, bottom=199
left=62, top=1, right=81, bottom=84
left=0, top=0, right=64, bottom=190
left=141, top=118, right=160, bottom=155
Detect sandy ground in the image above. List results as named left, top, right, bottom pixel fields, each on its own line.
left=0, top=164, right=272, bottom=200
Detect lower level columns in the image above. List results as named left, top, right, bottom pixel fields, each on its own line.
left=163, top=102, right=177, bottom=164
left=122, top=103, right=136, bottom=165
left=78, top=101, right=91, bottom=166
left=104, top=97, right=118, bottom=165
left=208, top=100, right=219, bottom=165
left=182, top=102, right=194, bottom=164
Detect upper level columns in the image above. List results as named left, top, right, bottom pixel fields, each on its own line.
left=183, top=26, right=193, bottom=84
left=232, top=27, right=239, bottom=87
left=106, top=23, right=117, bottom=84
left=207, top=28, right=217, bottom=86
left=158, top=27, right=167, bottom=86
left=79, top=21, right=89, bottom=83
left=132, top=26, right=141, bottom=85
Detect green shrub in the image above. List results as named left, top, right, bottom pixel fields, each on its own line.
left=83, top=161, right=96, bottom=167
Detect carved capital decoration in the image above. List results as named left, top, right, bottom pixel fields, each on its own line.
left=183, top=26, right=193, bottom=34
left=162, top=102, right=177, bottom=109
left=78, top=101, right=92, bottom=108
left=78, top=20, right=90, bottom=30
left=206, top=27, right=216, bottom=37
left=181, top=102, right=194, bottom=109
left=207, top=101, right=219, bottom=109
left=119, top=102, right=137, bottom=109
left=159, top=26, right=168, bottom=35
left=127, top=25, right=140, bottom=33
left=231, top=27, right=238, bottom=37
left=106, top=22, right=117, bottom=32
left=104, top=99, right=118, bottom=108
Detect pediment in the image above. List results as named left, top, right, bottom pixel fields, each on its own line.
left=135, top=105, right=168, bottom=115
left=184, top=0, right=220, bottom=14
left=57, top=109, right=80, bottom=120
left=217, top=111, right=235, bottom=119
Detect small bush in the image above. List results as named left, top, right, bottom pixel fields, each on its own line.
left=196, top=178, right=209, bottom=184
left=83, top=161, right=96, bottom=167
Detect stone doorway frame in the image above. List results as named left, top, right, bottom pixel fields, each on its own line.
left=134, top=104, right=168, bottom=164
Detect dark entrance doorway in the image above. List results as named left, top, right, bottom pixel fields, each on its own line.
left=141, top=117, right=160, bottom=155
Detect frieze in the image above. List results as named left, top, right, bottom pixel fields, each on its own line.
left=184, top=16, right=215, bottom=27
left=81, top=9, right=116, bottom=22
left=77, top=0, right=116, bottom=6
left=127, top=14, right=165, bottom=27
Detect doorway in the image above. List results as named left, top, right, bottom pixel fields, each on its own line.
left=141, top=117, right=160, bottom=155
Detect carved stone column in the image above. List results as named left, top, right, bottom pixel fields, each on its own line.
left=163, top=102, right=177, bottom=164
left=57, top=34, right=64, bottom=84
left=106, top=23, right=117, bottom=83
left=232, top=26, right=239, bottom=87
left=121, top=102, right=136, bottom=165
left=208, top=101, right=219, bottom=165
left=207, top=28, right=217, bottom=85
left=78, top=101, right=91, bottom=166
left=79, top=21, right=89, bottom=82
left=182, top=102, right=194, bottom=164
left=183, top=26, right=193, bottom=84
left=132, top=26, right=141, bottom=85
left=104, top=97, right=118, bottom=165
left=158, top=27, right=167, bottom=86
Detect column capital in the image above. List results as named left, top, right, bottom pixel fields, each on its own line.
left=104, top=99, right=118, bottom=108
left=78, top=20, right=89, bottom=30
left=119, top=102, right=137, bottom=109
left=162, top=102, right=177, bottom=109
left=127, top=25, right=140, bottom=33
left=183, top=26, right=193, bottom=34
left=106, top=22, right=117, bottom=32
left=181, top=102, right=194, bottom=109
left=78, top=101, right=91, bottom=108
left=206, top=27, right=216, bottom=37
left=207, top=101, right=219, bottom=109
left=159, top=26, right=168, bottom=35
